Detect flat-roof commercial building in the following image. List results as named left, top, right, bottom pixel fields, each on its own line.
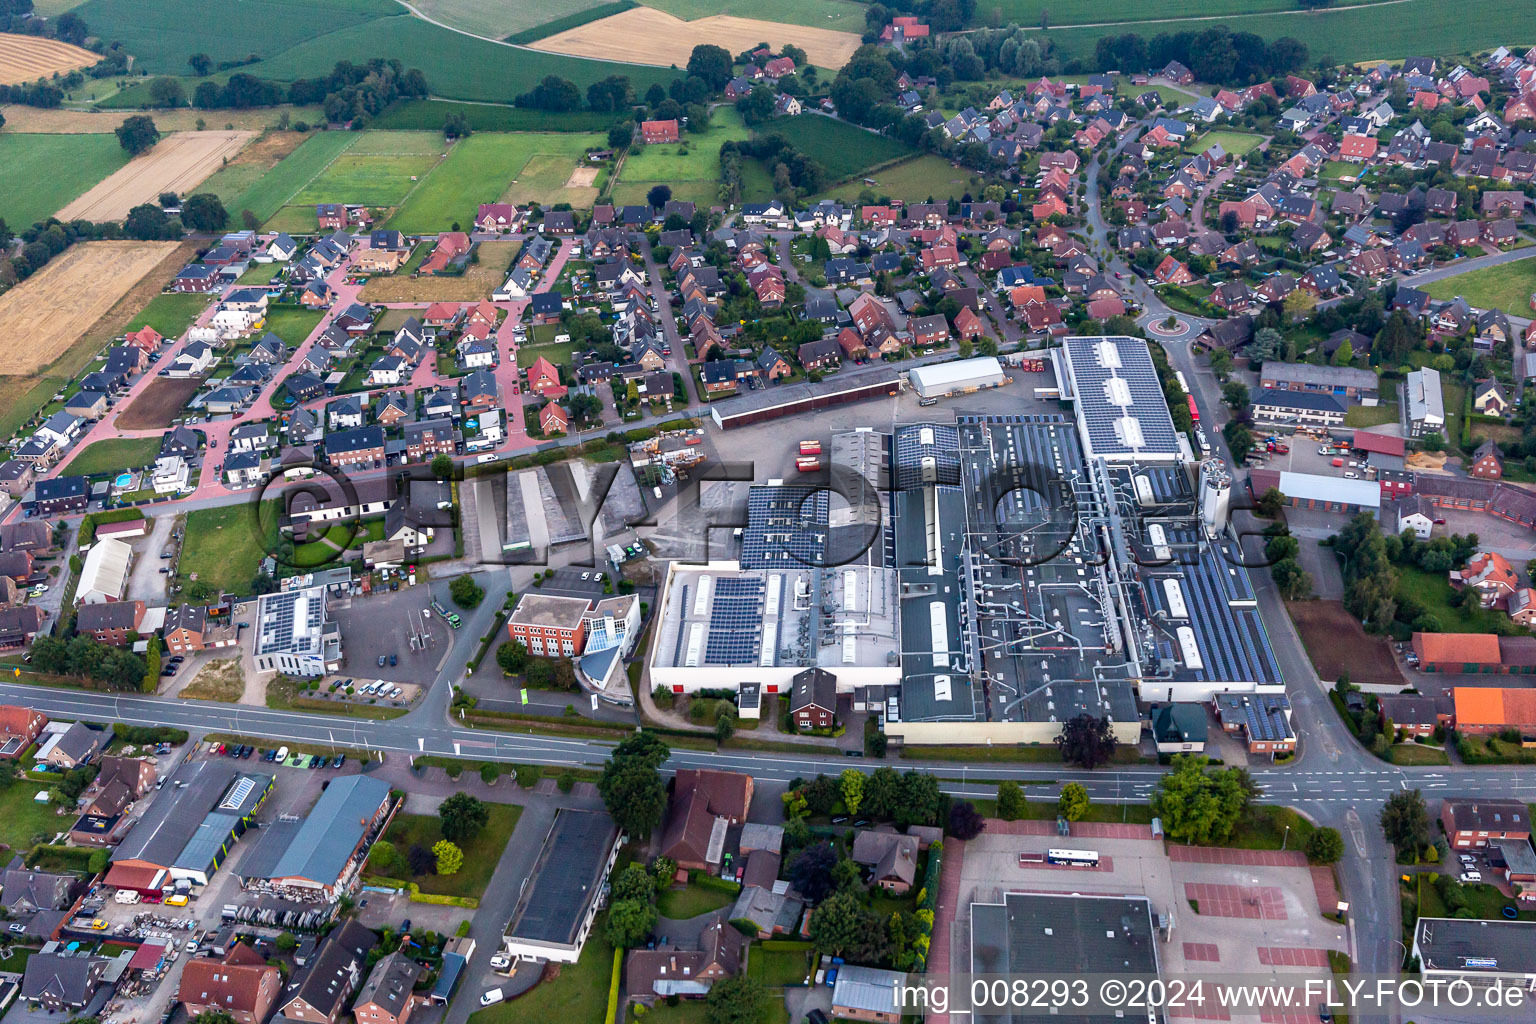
left=709, top=366, right=901, bottom=430
left=971, top=892, right=1160, bottom=1024
left=1413, top=917, right=1536, bottom=981
left=1057, top=336, right=1184, bottom=462
left=1248, top=469, right=1381, bottom=514
left=1406, top=366, right=1446, bottom=437
left=253, top=585, right=341, bottom=677
left=1258, top=361, right=1380, bottom=404
left=1249, top=389, right=1346, bottom=429
left=501, top=809, right=622, bottom=964
left=238, top=775, right=392, bottom=901
left=106, top=760, right=273, bottom=890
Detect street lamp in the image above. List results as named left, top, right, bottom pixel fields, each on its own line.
left=1281, top=824, right=1291, bottom=851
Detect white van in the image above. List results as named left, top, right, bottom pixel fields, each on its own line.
left=480, top=989, right=505, bottom=1006
left=114, top=889, right=141, bottom=905
left=275, top=746, right=289, bottom=761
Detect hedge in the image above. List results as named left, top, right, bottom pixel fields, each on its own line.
left=79, top=508, right=145, bottom=546
left=689, top=870, right=742, bottom=895
left=27, top=844, right=96, bottom=869
left=606, top=948, right=623, bottom=1024
left=112, top=723, right=188, bottom=744
left=759, top=939, right=813, bottom=951
left=409, top=891, right=479, bottom=908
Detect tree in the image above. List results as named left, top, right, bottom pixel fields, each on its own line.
left=1055, top=714, right=1118, bottom=769
left=116, top=115, right=161, bottom=156
left=647, top=184, right=672, bottom=210
left=1150, top=755, right=1253, bottom=845
left=606, top=896, right=657, bottom=947
left=706, top=975, right=765, bottom=1024
left=1222, top=379, right=1249, bottom=409
left=125, top=203, right=174, bottom=240
left=809, top=889, right=890, bottom=962
left=192, top=1012, right=237, bottom=1024
left=840, top=769, right=865, bottom=815
left=1305, top=827, right=1345, bottom=864
left=525, top=659, right=555, bottom=688
left=996, top=781, right=1027, bottom=821
left=598, top=732, right=670, bottom=838
left=736, top=84, right=776, bottom=125
left=188, top=53, right=213, bottom=76
left=443, top=111, right=472, bottom=140
left=368, top=840, right=397, bottom=874
left=275, top=932, right=298, bottom=952
left=1380, top=789, right=1429, bottom=854
left=1257, top=487, right=1286, bottom=518
left=406, top=844, right=434, bottom=876
left=790, top=842, right=838, bottom=903
left=1330, top=339, right=1354, bottom=366
left=608, top=122, right=634, bottom=149
left=495, top=640, right=528, bottom=675
left=948, top=800, right=986, bottom=840
left=863, top=766, right=901, bottom=820
left=611, top=862, right=656, bottom=903
left=687, top=44, right=733, bottom=90
left=516, top=75, right=581, bottom=111
left=896, top=771, right=943, bottom=827
left=432, top=839, right=463, bottom=875
left=438, top=792, right=489, bottom=843
left=1057, top=782, right=1090, bottom=822
left=149, top=77, right=185, bottom=108
left=242, top=209, right=259, bottom=230
left=181, top=193, right=227, bottom=232
left=449, top=574, right=484, bottom=609
left=715, top=713, right=735, bottom=742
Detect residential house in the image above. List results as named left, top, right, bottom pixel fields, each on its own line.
left=180, top=943, right=283, bottom=1024
left=850, top=831, right=919, bottom=894
left=75, top=601, right=145, bottom=647
left=661, top=770, right=753, bottom=874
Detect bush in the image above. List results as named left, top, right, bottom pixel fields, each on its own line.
left=480, top=763, right=499, bottom=784
left=449, top=574, right=485, bottom=609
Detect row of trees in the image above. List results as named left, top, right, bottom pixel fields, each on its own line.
left=142, top=59, right=429, bottom=120
left=28, top=634, right=148, bottom=691
left=1093, top=26, right=1309, bottom=85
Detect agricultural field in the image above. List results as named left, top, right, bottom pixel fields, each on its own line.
left=58, top=130, right=253, bottom=221
left=116, top=377, right=203, bottom=430
left=360, top=241, right=519, bottom=302
left=290, top=130, right=447, bottom=208
left=0, top=104, right=324, bottom=133
left=812, top=154, right=981, bottom=202
left=613, top=108, right=749, bottom=204
left=0, top=242, right=180, bottom=376
left=1187, top=130, right=1264, bottom=157
left=388, top=132, right=600, bottom=231
left=762, top=115, right=916, bottom=182
left=1421, top=258, right=1536, bottom=313
left=0, top=31, right=100, bottom=85
left=1014, top=0, right=1536, bottom=65
left=411, top=0, right=612, bottom=40
left=0, top=133, right=130, bottom=229
left=368, top=100, right=613, bottom=133
left=643, top=0, right=869, bottom=33
left=188, top=131, right=309, bottom=221
left=220, top=131, right=360, bottom=229
left=530, top=7, right=862, bottom=68
left=123, top=292, right=211, bottom=340
left=973, top=0, right=1362, bottom=26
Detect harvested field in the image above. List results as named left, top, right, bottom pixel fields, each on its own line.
left=566, top=165, right=600, bottom=188
left=0, top=105, right=323, bottom=133
left=0, top=32, right=98, bottom=86
left=116, top=377, right=205, bottom=431
left=359, top=241, right=518, bottom=302
left=58, top=130, right=253, bottom=221
left=1285, top=600, right=1403, bottom=686
left=529, top=8, right=862, bottom=69
left=0, top=242, right=179, bottom=376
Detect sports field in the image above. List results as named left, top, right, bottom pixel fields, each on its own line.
left=389, top=132, right=606, bottom=230
left=0, top=242, right=180, bottom=376
left=58, top=130, right=252, bottom=221
left=1421, top=258, right=1536, bottom=313
left=813, top=155, right=981, bottom=202
left=0, top=31, right=100, bottom=85
left=1015, top=0, right=1536, bottom=65
left=0, top=133, right=130, bottom=230
left=531, top=7, right=861, bottom=68
left=289, top=130, right=448, bottom=208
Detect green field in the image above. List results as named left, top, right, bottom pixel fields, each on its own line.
left=124, top=293, right=211, bottom=340
left=974, top=0, right=1372, bottom=26
left=413, top=0, right=611, bottom=39
left=220, top=131, right=360, bottom=227
left=1014, top=0, right=1536, bottom=65
left=1187, top=130, right=1264, bottom=157
left=180, top=503, right=277, bottom=597
left=656, top=881, right=736, bottom=919
left=761, top=114, right=915, bottom=182
left=643, top=0, right=869, bottom=32
left=369, top=805, right=522, bottom=900
left=64, top=437, right=164, bottom=477
left=0, top=783, right=66, bottom=859
left=290, top=131, right=447, bottom=207
left=370, top=100, right=616, bottom=133
left=1422, top=257, right=1536, bottom=313
left=470, top=914, right=613, bottom=1024
left=240, top=12, right=681, bottom=103
left=74, top=0, right=399, bottom=74
left=616, top=107, right=750, bottom=198
left=0, top=134, right=130, bottom=230
left=263, top=307, right=325, bottom=346
left=814, top=154, right=980, bottom=202
left=387, top=132, right=603, bottom=232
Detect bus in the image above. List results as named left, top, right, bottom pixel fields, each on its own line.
left=1186, top=394, right=1200, bottom=423
left=1046, top=848, right=1101, bottom=867
left=1174, top=371, right=1190, bottom=396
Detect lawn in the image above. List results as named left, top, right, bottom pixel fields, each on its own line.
left=1228, top=805, right=1315, bottom=851
left=618, top=107, right=751, bottom=188
left=370, top=100, right=616, bottom=133
left=657, top=880, right=737, bottom=919
left=747, top=944, right=813, bottom=988
left=64, top=436, right=163, bottom=477
left=124, top=292, right=210, bottom=340
left=1008, top=0, right=1536, bottom=65
left=0, top=133, right=130, bottom=230
left=179, top=502, right=278, bottom=598
left=290, top=131, right=448, bottom=208
left=0, top=782, right=68, bottom=858
left=1187, top=130, right=1263, bottom=157
left=263, top=307, right=324, bottom=347
left=761, top=114, right=914, bottom=183
left=471, top=913, right=612, bottom=1024
left=1344, top=401, right=1399, bottom=428
left=1387, top=743, right=1449, bottom=766
left=225, top=131, right=361, bottom=227
left=1393, top=564, right=1510, bottom=633
left=1422, top=257, right=1536, bottom=313
left=369, top=805, right=521, bottom=900
left=813, top=154, right=979, bottom=203
left=388, top=132, right=604, bottom=233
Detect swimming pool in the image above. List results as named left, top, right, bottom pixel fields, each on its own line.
left=114, top=473, right=134, bottom=487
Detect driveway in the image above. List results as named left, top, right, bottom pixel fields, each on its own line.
left=124, top=513, right=177, bottom=603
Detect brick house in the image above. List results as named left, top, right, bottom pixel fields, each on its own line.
left=1441, top=799, right=1530, bottom=848
left=789, top=668, right=836, bottom=730
left=641, top=119, right=680, bottom=144
left=1213, top=693, right=1295, bottom=756
left=661, top=770, right=753, bottom=873
left=351, top=951, right=422, bottom=1024
left=1468, top=439, right=1504, bottom=480
left=539, top=401, right=568, bottom=435
left=0, top=705, right=45, bottom=758
left=76, top=601, right=145, bottom=647
left=506, top=594, right=590, bottom=657
left=180, top=943, right=282, bottom=1024
left=162, top=604, right=208, bottom=653
left=908, top=314, right=949, bottom=348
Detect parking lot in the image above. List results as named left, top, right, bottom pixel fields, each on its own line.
left=329, top=583, right=451, bottom=684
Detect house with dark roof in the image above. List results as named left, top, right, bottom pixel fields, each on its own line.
left=625, top=917, right=744, bottom=1003
left=789, top=667, right=837, bottom=730
left=351, top=951, right=423, bottom=1024
left=850, top=830, right=919, bottom=894
left=277, top=920, right=378, bottom=1024
left=180, top=942, right=282, bottom=1024
left=0, top=868, right=73, bottom=914
left=661, top=770, right=754, bottom=874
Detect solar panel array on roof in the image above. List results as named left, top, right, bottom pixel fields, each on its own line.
left=704, top=577, right=765, bottom=664
left=1216, top=693, right=1293, bottom=740
left=740, top=486, right=828, bottom=568
left=1062, top=336, right=1182, bottom=460
left=1145, top=528, right=1279, bottom=685
left=255, top=589, right=325, bottom=656
left=893, top=423, right=960, bottom=489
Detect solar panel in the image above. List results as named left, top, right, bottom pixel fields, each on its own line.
left=1063, top=336, right=1181, bottom=460
left=221, top=777, right=255, bottom=810
left=704, top=577, right=765, bottom=664
left=740, top=486, right=829, bottom=568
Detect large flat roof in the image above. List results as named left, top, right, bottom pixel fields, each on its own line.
left=1415, top=917, right=1536, bottom=976
left=505, top=809, right=619, bottom=949
left=240, top=774, right=390, bottom=886
left=1060, top=336, right=1182, bottom=461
